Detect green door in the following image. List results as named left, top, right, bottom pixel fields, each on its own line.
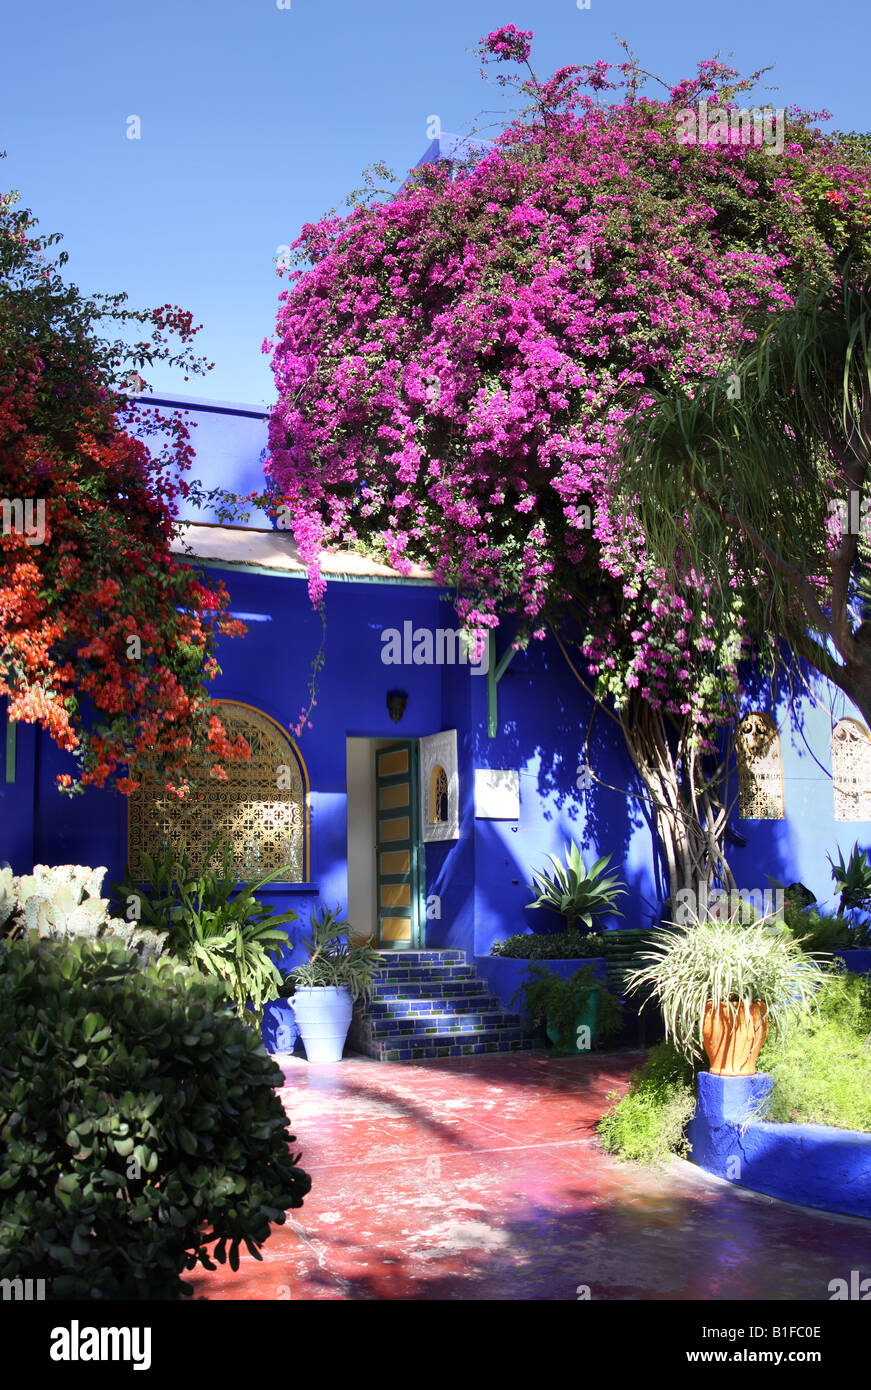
left=375, top=741, right=425, bottom=949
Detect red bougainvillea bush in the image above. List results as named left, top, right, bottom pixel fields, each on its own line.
left=0, top=181, right=247, bottom=795
left=265, top=30, right=871, bottom=734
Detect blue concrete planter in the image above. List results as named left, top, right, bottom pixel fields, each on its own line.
left=260, top=997, right=299, bottom=1054
left=687, top=1071, right=871, bottom=1221
left=833, top=948, right=871, bottom=976
left=476, top=955, right=607, bottom=1016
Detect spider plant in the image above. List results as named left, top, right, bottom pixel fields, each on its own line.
left=626, top=906, right=825, bottom=1063
left=526, top=843, right=626, bottom=931
left=291, top=904, right=382, bottom=1003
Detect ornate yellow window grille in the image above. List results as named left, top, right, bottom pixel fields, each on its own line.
left=428, top=764, right=448, bottom=824
left=832, top=717, right=871, bottom=822
left=736, top=713, right=784, bottom=820
left=127, top=701, right=309, bottom=881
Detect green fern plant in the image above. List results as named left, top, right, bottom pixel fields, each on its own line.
left=114, top=836, right=297, bottom=1025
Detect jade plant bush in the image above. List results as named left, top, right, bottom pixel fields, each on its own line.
left=627, top=911, right=825, bottom=1063
left=526, top=845, right=626, bottom=931
left=0, top=934, right=311, bottom=1299
left=113, top=838, right=298, bottom=1026
left=491, top=929, right=605, bottom=959
left=262, top=23, right=871, bottom=904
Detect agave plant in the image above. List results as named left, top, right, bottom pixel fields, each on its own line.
left=626, top=906, right=825, bottom=1063
left=291, top=905, right=382, bottom=1003
left=829, top=843, right=871, bottom=916
left=526, top=843, right=626, bottom=931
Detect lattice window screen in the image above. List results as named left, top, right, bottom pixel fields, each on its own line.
left=736, top=713, right=784, bottom=820
left=832, top=718, right=871, bottom=821
left=428, top=765, right=448, bottom=823
left=128, top=701, right=307, bottom=881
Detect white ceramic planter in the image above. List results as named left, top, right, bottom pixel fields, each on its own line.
left=289, top=985, right=353, bottom=1063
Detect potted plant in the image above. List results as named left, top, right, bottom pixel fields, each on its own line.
left=513, top=962, right=622, bottom=1054
left=289, top=905, right=381, bottom=1062
left=626, top=909, right=824, bottom=1075
left=526, top=844, right=626, bottom=932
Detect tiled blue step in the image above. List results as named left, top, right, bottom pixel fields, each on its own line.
left=367, top=993, right=504, bottom=1017
left=362, top=1030, right=535, bottom=1061
left=349, top=945, right=529, bottom=1061
left=363, top=1010, right=518, bottom=1038
left=374, top=950, right=465, bottom=964
left=372, top=979, right=490, bottom=1000
left=375, top=964, right=478, bottom=984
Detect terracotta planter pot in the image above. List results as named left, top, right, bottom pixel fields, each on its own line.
left=702, top=1001, right=769, bottom=1076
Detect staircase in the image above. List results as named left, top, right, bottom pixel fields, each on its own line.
left=348, top=949, right=535, bottom=1061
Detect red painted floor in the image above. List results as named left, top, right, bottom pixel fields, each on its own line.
left=189, top=1049, right=871, bottom=1301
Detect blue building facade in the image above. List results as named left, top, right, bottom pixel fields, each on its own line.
left=3, top=391, right=871, bottom=998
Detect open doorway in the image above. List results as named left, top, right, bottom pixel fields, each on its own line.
left=346, top=737, right=426, bottom=949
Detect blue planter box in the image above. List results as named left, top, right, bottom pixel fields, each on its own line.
left=476, top=955, right=607, bottom=1015
left=260, top=997, right=299, bottom=1053
left=687, top=1071, right=871, bottom=1221
left=833, top=949, right=871, bottom=976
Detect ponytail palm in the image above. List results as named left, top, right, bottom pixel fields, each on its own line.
left=620, top=270, right=871, bottom=725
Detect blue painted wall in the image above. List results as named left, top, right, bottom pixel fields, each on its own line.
left=5, top=566, right=871, bottom=968
left=4, top=394, right=871, bottom=969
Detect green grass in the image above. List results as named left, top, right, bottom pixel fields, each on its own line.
left=597, top=966, right=871, bottom=1163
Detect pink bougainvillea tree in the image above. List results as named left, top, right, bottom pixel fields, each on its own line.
left=264, top=29, right=871, bottom=900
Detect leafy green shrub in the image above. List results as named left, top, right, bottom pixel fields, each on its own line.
left=0, top=934, right=311, bottom=1299
left=782, top=903, right=857, bottom=952
left=291, top=904, right=381, bottom=1002
left=526, top=844, right=626, bottom=930
left=513, top=962, right=622, bottom=1046
left=598, top=967, right=871, bottom=1163
left=759, top=966, right=871, bottom=1132
left=491, top=930, right=605, bottom=959
left=114, top=838, right=298, bottom=1025
left=597, top=1042, right=696, bottom=1163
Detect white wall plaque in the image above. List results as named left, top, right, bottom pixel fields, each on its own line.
left=420, top=730, right=459, bottom=842
left=474, top=768, right=520, bottom=819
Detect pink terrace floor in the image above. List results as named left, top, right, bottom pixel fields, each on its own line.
left=189, top=1049, right=871, bottom=1301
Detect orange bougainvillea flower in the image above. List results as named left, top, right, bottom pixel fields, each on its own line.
left=0, top=193, right=247, bottom=796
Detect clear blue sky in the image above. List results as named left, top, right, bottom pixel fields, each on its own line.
left=1, top=0, right=867, bottom=407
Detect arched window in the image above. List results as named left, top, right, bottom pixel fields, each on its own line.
left=832, top=717, right=871, bottom=821
left=127, top=701, right=309, bottom=881
left=428, top=764, right=448, bottom=824
left=736, top=713, right=784, bottom=819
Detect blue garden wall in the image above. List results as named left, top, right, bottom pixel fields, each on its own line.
left=688, top=1071, right=871, bottom=1222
